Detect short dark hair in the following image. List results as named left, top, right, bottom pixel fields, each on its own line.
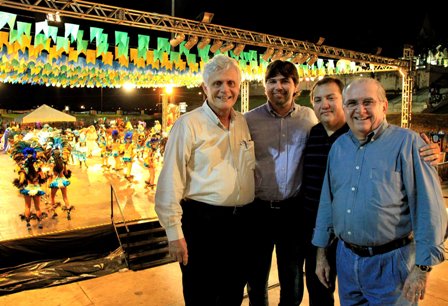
left=265, top=60, right=299, bottom=86
left=310, top=77, right=345, bottom=102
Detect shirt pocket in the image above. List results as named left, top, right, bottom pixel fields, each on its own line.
left=369, top=168, right=404, bottom=207
left=239, top=140, right=255, bottom=171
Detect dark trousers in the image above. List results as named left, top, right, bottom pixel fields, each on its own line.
left=300, top=209, right=337, bottom=306
left=246, top=198, right=304, bottom=306
left=180, top=199, right=253, bottom=306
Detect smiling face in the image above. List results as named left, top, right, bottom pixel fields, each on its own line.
left=265, top=74, right=298, bottom=115
left=343, top=79, right=388, bottom=140
left=201, top=66, right=240, bottom=117
left=312, top=81, right=346, bottom=131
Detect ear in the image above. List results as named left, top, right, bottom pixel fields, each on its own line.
left=201, top=82, right=207, bottom=94
left=382, top=100, right=389, bottom=113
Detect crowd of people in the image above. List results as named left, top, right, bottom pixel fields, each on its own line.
left=155, top=54, right=447, bottom=306
left=2, top=118, right=167, bottom=230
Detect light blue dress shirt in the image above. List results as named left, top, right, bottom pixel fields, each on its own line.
left=244, top=102, right=318, bottom=201
left=312, top=120, right=447, bottom=265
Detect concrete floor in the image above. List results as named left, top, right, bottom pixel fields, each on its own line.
left=1, top=151, right=448, bottom=305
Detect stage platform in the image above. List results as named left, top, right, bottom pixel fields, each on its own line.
left=0, top=151, right=160, bottom=268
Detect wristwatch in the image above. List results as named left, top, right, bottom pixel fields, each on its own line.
left=416, top=265, right=432, bottom=272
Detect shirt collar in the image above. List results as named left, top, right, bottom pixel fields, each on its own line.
left=202, top=100, right=235, bottom=127
left=349, top=118, right=389, bottom=145
left=265, top=101, right=296, bottom=118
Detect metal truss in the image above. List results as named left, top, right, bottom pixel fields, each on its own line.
left=0, top=0, right=416, bottom=123
left=1, top=0, right=408, bottom=70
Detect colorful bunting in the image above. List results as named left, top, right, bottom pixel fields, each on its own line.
left=0, top=11, right=367, bottom=90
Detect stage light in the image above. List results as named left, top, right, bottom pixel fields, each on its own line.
left=315, top=37, right=325, bottom=46
left=46, top=12, right=61, bottom=22
left=184, top=36, right=199, bottom=50
left=271, top=49, right=284, bottom=61
left=197, top=12, right=214, bottom=23
left=281, top=51, right=294, bottom=60
left=307, top=54, right=318, bottom=66
left=262, top=48, right=275, bottom=61
left=220, top=42, right=235, bottom=53
left=210, top=40, right=223, bottom=53
left=233, top=44, right=245, bottom=56
left=198, top=37, right=211, bottom=49
left=291, top=53, right=308, bottom=64
left=169, top=33, right=185, bottom=47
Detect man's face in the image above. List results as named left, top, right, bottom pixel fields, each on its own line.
left=264, top=74, right=298, bottom=111
left=312, top=82, right=345, bottom=129
left=201, top=67, right=240, bottom=114
left=343, top=81, right=387, bottom=140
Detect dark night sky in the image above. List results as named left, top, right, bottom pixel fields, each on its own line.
left=1, top=1, right=447, bottom=111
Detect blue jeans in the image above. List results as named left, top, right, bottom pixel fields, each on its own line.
left=337, top=240, right=417, bottom=306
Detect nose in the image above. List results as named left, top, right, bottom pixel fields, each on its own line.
left=322, top=98, right=331, bottom=108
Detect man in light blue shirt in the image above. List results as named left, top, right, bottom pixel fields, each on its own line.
left=244, top=60, right=318, bottom=305
left=312, top=77, right=447, bottom=305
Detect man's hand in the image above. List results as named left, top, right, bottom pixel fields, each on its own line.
left=420, top=133, right=442, bottom=166
left=169, top=238, right=188, bottom=265
left=315, top=247, right=333, bottom=289
left=402, top=266, right=429, bottom=303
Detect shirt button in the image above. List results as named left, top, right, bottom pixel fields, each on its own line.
left=351, top=187, right=355, bottom=191
left=355, top=166, right=359, bottom=170
left=347, top=209, right=351, bottom=213
left=360, top=146, right=364, bottom=150
left=347, top=231, right=352, bottom=235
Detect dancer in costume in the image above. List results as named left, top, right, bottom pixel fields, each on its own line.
left=75, top=135, right=88, bottom=168
left=48, top=137, right=74, bottom=220
left=135, top=121, right=147, bottom=159
left=11, top=142, right=48, bottom=229
left=144, top=135, right=159, bottom=187
left=111, top=129, right=123, bottom=171
left=97, top=126, right=112, bottom=169
left=122, top=131, right=135, bottom=180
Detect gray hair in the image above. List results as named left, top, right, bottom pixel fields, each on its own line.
left=343, top=77, right=387, bottom=102
left=202, top=54, right=242, bottom=85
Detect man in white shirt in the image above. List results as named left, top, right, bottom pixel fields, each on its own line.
left=155, top=54, right=255, bottom=306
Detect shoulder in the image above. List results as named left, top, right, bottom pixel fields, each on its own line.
left=386, top=124, right=420, bottom=141
left=244, top=104, right=267, bottom=119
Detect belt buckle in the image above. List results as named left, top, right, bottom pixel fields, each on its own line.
left=269, top=200, right=281, bottom=209
left=367, top=246, right=374, bottom=256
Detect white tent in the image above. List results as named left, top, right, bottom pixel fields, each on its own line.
left=15, top=104, right=76, bottom=124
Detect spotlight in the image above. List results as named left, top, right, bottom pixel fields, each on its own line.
left=291, top=53, right=305, bottom=64
left=233, top=44, right=245, bottom=56
left=281, top=51, right=294, bottom=60
left=197, top=12, right=214, bottom=23
left=271, top=49, right=284, bottom=61
left=261, top=48, right=275, bottom=61
left=170, top=33, right=185, bottom=47
left=307, top=54, right=318, bottom=66
left=315, top=37, right=325, bottom=46
left=184, top=36, right=199, bottom=50
left=220, top=42, right=235, bottom=53
left=210, top=40, right=223, bottom=53
left=46, top=12, right=61, bottom=23
left=198, top=37, right=211, bottom=49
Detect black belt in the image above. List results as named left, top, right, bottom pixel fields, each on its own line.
left=182, top=198, right=252, bottom=215
left=343, top=234, right=413, bottom=257
left=255, top=196, right=298, bottom=209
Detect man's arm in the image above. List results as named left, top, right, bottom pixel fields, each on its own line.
left=419, top=132, right=442, bottom=166
left=315, top=247, right=333, bottom=289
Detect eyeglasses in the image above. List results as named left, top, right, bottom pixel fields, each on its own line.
left=344, top=99, right=377, bottom=110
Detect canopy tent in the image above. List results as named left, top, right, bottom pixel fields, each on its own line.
left=14, top=104, right=76, bottom=124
